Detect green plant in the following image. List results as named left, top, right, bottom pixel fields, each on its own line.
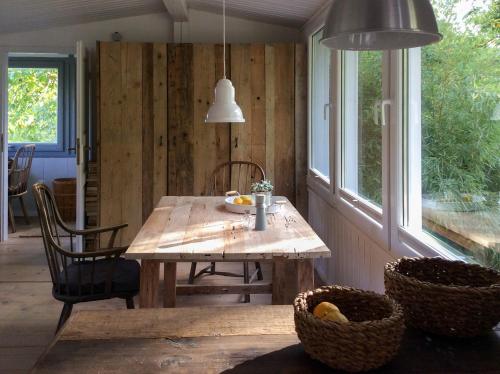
left=8, top=67, right=58, bottom=143
left=250, top=180, right=274, bottom=193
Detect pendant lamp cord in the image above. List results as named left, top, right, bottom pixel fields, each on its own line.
left=223, top=0, right=226, bottom=78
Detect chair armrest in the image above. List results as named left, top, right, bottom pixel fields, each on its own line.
left=66, top=223, right=128, bottom=236
left=62, top=246, right=128, bottom=259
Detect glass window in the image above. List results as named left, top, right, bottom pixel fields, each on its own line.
left=310, top=28, right=330, bottom=180
left=342, top=51, right=383, bottom=208
left=407, top=0, right=499, bottom=270
left=8, top=56, right=76, bottom=157
left=8, top=67, right=59, bottom=144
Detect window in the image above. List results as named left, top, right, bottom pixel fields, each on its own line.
left=403, top=0, right=499, bottom=270
left=8, top=56, right=76, bottom=157
left=342, top=51, right=384, bottom=208
left=310, top=28, right=331, bottom=181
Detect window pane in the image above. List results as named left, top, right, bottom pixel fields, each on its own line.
left=421, top=0, right=499, bottom=270
left=8, top=67, right=58, bottom=144
left=343, top=51, right=383, bottom=206
left=310, top=29, right=330, bottom=179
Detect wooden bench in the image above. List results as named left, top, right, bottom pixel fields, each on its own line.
left=32, top=306, right=500, bottom=373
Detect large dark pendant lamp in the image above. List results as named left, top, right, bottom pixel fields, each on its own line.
left=321, top=0, right=442, bottom=50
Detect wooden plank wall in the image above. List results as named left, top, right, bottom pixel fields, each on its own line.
left=98, top=42, right=168, bottom=245
left=98, top=42, right=306, bottom=245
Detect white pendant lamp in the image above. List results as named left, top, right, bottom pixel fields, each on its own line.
left=205, top=0, right=245, bottom=123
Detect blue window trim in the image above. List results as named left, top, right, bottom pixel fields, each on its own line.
left=8, top=56, right=76, bottom=158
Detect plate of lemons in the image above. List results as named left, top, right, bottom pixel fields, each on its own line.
left=224, top=195, right=281, bottom=214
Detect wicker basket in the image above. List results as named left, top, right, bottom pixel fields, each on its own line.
left=294, top=286, right=405, bottom=373
left=385, top=257, right=500, bottom=337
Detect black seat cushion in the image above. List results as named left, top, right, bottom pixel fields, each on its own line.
left=57, top=258, right=140, bottom=296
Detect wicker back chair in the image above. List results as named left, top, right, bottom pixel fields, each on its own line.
left=189, top=161, right=265, bottom=302
left=32, top=183, right=140, bottom=332
left=8, top=144, right=35, bottom=232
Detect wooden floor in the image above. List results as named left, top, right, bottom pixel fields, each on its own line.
left=0, top=221, right=272, bottom=373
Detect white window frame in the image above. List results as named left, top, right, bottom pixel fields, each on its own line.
left=333, top=50, right=391, bottom=249
left=389, top=48, right=466, bottom=260
left=305, top=26, right=476, bottom=262
left=307, top=25, right=335, bottom=202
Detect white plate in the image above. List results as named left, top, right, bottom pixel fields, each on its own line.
left=224, top=196, right=282, bottom=214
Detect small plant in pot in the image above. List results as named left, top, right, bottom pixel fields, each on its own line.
left=251, top=180, right=273, bottom=206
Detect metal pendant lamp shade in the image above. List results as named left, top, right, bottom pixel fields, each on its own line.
left=321, top=0, right=442, bottom=50
left=206, top=78, right=245, bottom=123
left=205, top=0, right=245, bottom=123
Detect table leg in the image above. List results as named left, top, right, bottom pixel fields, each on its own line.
left=139, top=260, right=160, bottom=308
left=272, top=258, right=314, bottom=305
left=164, top=262, right=177, bottom=308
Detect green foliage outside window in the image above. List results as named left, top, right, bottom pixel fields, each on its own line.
left=422, top=0, right=499, bottom=200
left=8, top=67, right=58, bottom=143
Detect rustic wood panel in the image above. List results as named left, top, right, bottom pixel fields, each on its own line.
left=231, top=44, right=266, bottom=172
left=167, top=44, right=194, bottom=196
left=295, top=43, right=308, bottom=217
left=266, top=43, right=296, bottom=203
left=193, top=44, right=230, bottom=195
left=99, top=42, right=124, bottom=245
left=142, top=43, right=154, bottom=222
left=152, top=43, right=168, bottom=206
left=120, top=43, right=143, bottom=245
left=97, top=42, right=306, bottom=247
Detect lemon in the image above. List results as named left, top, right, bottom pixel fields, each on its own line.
left=323, top=310, right=349, bottom=323
left=241, top=199, right=253, bottom=205
left=313, top=302, right=349, bottom=323
left=313, top=302, right=340, bottom=318
left=241, top=195, right=252, bottom=201
left=234, top=197, right=243, bottom=205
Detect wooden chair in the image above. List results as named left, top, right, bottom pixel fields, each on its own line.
left=32, top=183, right=139, bottom=332
left=189, top=161, right=265, bottom=302
left=8, top=144, right=35, bottom=232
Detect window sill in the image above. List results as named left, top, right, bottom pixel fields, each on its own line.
left=396, top=227, right=465, bottom=261
left=307, top=172, right=334, bottom=207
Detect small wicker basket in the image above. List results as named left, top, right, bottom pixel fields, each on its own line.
left=385, top=257, right=500, bottom=337
left=294, top=286, right=405, bottom=373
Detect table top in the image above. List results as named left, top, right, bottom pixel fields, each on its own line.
left=32, top=306, right=500, bottom=373
left=125, top=196, right=330, bottom=261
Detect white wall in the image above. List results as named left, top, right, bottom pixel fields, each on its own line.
left=12, top=158, right=76, bottom=217
left=0, top=12, right=173, bottom=52
left=309, top=188, right=395, bottom=293
left=174, top=9, right=301, bottom=43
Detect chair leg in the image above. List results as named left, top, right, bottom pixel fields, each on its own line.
left=189, top=262, right=197, bottom=284
left=243, top=262, right=250, bottom=303
left=255, top=262, right=263, bottom=281
left=126, top=296, right=135, bottom=309
left=210, top=262, right=216, bottom=275
left=56, top=303, right=73, bottom=333
left=8, top=201, right=16, bottom=233
left=19, top=195, right=30, bottom=225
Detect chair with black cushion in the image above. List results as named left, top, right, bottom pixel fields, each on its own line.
left=8, top=144, right=35, bottom=232
left=32, top=182, right=140, bottom=332
left=188, top=161, right=265, bottom=302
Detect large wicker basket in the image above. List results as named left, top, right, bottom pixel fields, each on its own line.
left=385, top=257, right=500, bottom=337
left=294, top=286, right=405, bottom=373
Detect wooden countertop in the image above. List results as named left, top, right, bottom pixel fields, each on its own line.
left=32, top=306, right=500, bottom=373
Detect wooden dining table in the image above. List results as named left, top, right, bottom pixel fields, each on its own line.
left=125, top=196, right=330, bottom=308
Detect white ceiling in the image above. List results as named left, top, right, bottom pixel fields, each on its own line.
left=0, top=0, right=329, bottom=34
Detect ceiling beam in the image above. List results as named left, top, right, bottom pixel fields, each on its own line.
left=162, top=0, right=189, bottom=22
